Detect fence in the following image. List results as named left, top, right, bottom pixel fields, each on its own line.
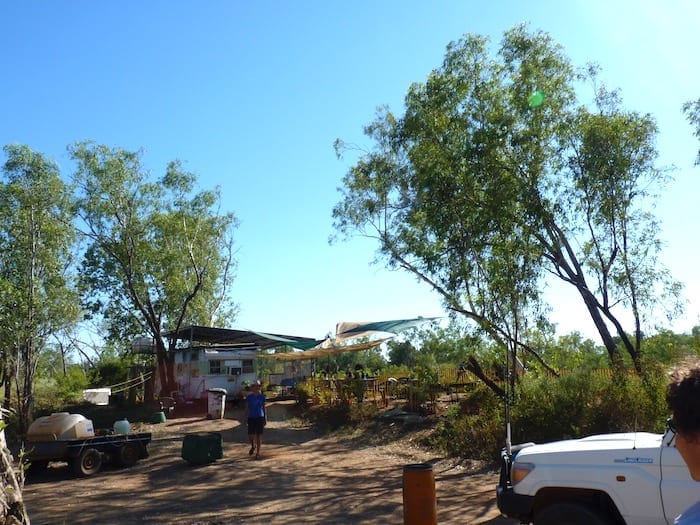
left=298, top=367, right=482, bottom=410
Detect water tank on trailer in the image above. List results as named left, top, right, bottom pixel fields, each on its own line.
left=27, top=412, right=95, bottom=441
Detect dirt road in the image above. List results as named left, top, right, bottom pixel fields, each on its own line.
left=23, top=401, right=517, bottom=525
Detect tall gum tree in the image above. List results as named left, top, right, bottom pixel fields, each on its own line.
left=0, top=144, right=76, bottom=525
left=332, top=25, right=681, bottom=380
left=71, top=142, right=238, bottom=396
left=0, top=145, right=78, bottom=432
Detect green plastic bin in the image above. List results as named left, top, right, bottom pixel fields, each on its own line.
left=181, top=432, right=223, bottom=465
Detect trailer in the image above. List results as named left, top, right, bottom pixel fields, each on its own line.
left=169, top=346, right=259, bottom=400
left=24, top=412, right=152, bottom=477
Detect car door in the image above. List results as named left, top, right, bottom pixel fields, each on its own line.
left=659, top=430, right=700, bottom=524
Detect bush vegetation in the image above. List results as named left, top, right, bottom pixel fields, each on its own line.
left=296, top=329, right=689, bottom=463
left=20, top=325, right=700, bottom=467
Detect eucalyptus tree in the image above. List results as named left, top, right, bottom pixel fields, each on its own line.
left=0, top=144, right=79, bottom=432
left=71, top=142, right=239, bottom=396
left=683, top=97, right=700, bottom=164
left=387, top=339, right=418, bottom=367
left=333, top=25, right=680, bottom=381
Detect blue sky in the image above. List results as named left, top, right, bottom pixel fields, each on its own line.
left=1, top=1, right=698, bottom=341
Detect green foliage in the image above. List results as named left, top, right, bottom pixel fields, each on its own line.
left=333, top=347, right=387, bottom=373
left=387, top=340, right=418, bottom=367
left=70, top=141, right=240, bottom=394
left=295, top=383, right=312, bottom=405
left=347, top=378, right=366, bottom=404
left=33, top=364, right=90, bottom=413
left=361, top=348, right=388, bottom=372
left=72, top=143, right=240, bottom=340
left=414, top=325, right=487, bottom=365
left=1, top=410, right=20, bottom=443
left=682, top=97, right=700, bottom=165
left=423, top=384, right=504, bottom=460
left=57, top=365, right=90, bottom=398
left=0, top=144, right=79, bottom=432
left=528, top=331, right=608, bottom=373
left=386, top=324, right=487, bottom=371
left=86, top=358, right=129, bottom=388
left=642, top=330, right=700, bottom=366
left=255, top=356, right=275, bottom=380
left=511, top=366, right=668, bottom=443
left=423, top=363, right=669, bottom=461
left=412, top=361, right=439, bottom=384
left=382, top=364, right=412, bottom=379
left=299, top=398, right=379, bottom=433
left=296, top=379, right=336, bottom=406
left=292, top=353, right=676, bottom=463
left=332, top=24, right=682, bottom=375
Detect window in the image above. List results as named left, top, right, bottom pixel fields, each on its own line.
left=242, top=359, right=255, bottom=374
left=209, top=360, right=222, bottom=375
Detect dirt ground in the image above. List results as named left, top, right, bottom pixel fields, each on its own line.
left=22, top=400, right=518, bottom=525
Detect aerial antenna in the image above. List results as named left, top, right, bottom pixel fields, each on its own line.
left=504, top=345, right=515, bottom=456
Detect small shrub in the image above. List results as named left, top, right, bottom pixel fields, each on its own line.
left=512, top=366, right=669, bottom=443
left=513, top=371, right=605, bottom=442
left=423, top=384, right=504, bottom=460
left=295, top=397, right=379, bottom=433
left=295, top=384, right=311, bottom=405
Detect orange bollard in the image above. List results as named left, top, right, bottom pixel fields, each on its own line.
left=402, top=463, right=438, bottom=525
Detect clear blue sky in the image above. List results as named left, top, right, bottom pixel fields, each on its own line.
left=1, top=1, right=698, bottom=341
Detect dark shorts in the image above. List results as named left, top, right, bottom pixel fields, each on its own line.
left=248, top=417, right=265, bottom=435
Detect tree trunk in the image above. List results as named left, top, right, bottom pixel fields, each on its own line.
left=545, top=226, right=627, bottom=369
left=2, top=375, right=9, bottom=412
left=466, top=356, right=505, bottom=399
left=16, top=340, right=35, bottom=437
left=155, top=339, right=177, bottom=397
left=156, top=350, right=169, bottom=398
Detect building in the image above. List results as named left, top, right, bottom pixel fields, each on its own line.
left=158, top=325, right=318, bottom=401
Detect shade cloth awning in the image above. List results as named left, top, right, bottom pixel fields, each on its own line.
left=335, top=317, right=440, bottom=342
left=163, top=325, right=318, bottom=350
left=164, top=317, right=440, bottom=359
left=259, top=316, right=440, bottom=361
left=258, top=338, right=392, bottom=361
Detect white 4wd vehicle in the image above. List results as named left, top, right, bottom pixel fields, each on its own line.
left=497, top=429, right=698, bottom=524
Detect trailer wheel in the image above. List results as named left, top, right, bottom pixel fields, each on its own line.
left=118, top=442, right=141, bottom=468
left=72, top=448, right=102, bottom=477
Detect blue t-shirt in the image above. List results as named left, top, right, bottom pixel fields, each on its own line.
left=676, top=500, right=700, bottom=524
left=246, top=392, right=266, bottom=418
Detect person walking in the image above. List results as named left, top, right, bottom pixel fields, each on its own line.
left=666, top=360, right=700, bottom=524
left=244, top=380, right=267, bottom=460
